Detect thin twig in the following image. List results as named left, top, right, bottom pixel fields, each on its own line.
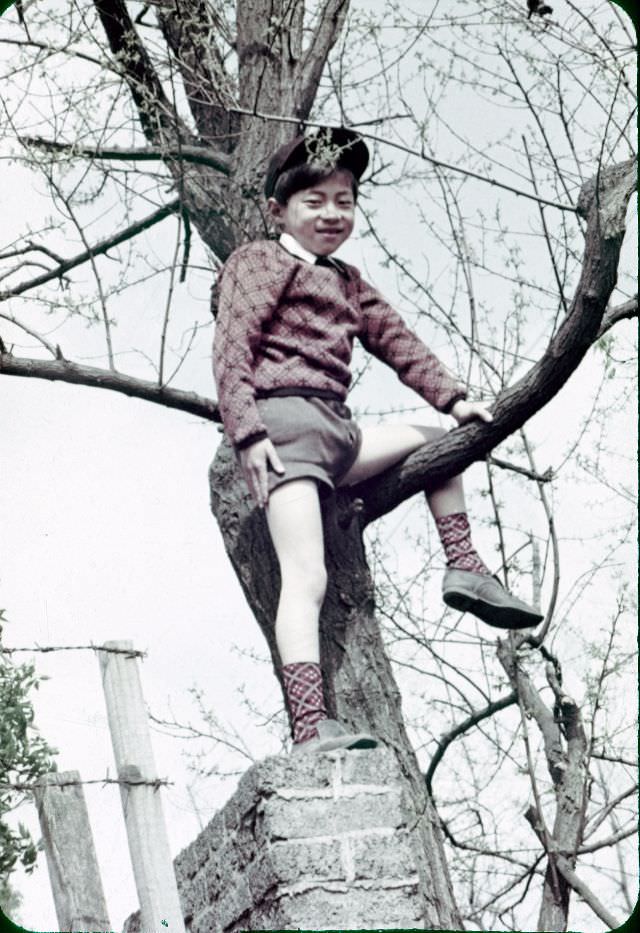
left=158, top=212, right=183, bottom=385
left=577, top=824, right=637, bottom=855
left=489, top=455, right=553, bottom=483
left=522, top=134, right=570, bottom=317
left=49, top=177, right=115, bottom=369
left=520, top=431, right=560, bottom=645
left=0, top=199, right=181, bottom=302
left=225, top=107, right=577, bottom=213
left=425, top=691, right=517, bottom=796
left=0, top=312, right=58, bottom=356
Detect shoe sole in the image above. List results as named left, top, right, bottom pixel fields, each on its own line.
left=293, top=735, right=378, bottom=755
left=443, top=587, right=543, bottom=630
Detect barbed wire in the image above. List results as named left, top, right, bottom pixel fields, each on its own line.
left=0, top=643, right=146, bottom=659
left=2, top=775, right=172, bottom=792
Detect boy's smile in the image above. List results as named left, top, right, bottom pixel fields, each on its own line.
left=269, top=171, right=355, bottom=257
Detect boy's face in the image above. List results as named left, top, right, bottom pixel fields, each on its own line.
left=268, top=170, right=355, bottom=256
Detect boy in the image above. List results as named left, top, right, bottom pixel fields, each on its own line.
left=213, top=128, right=542, bottom=754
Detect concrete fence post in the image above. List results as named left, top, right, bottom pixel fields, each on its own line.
left=34, top=770, right=110, bottom=932
left=99, top=640, right=185, bottom=933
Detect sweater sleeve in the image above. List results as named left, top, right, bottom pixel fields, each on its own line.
left=213, top=244, right=283, bottom=448
left=356, top=274, right=467, bottom=413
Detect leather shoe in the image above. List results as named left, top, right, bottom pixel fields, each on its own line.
left=443, top=568, right=543, bottom=630
left=291, top=718, right=378, bottom=754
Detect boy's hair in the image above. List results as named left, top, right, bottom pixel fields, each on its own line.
left=272, top=163, right=359, bottom=205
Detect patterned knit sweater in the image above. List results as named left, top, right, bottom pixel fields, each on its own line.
left=213, top=240, right=466, bottom=448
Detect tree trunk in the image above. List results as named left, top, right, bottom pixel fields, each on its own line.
left=498, top=635, right=589, bottom=932
left=209, top=443, right=463, bottom=929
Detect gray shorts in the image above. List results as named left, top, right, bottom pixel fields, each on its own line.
left=256, top=395, right=362, bottom=494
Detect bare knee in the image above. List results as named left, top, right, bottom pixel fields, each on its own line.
left=280, top=558, right=328, bottom=607
left=411, top=424, right=446, bottom=443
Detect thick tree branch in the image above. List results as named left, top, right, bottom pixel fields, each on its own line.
left=498, top=643, right=566, bottom=788
left=19, top=136, right=231, bottom=175
left=0, top=199, right=180, bottom=301
left=553, top=856, right=622, bottom=929
left=514, top=646, right=588, bottom=929
left=93, top=1, right=236, bottom=259
left=93, top=0, right=186, bottom=142
left=0, top=353, right=219, bottom=422
left=295, top=0, right=351, bottom=118
left=357, top=159, right=637, bottom=527
left=155, top=0, right=236, bottom=145
left=525, top=807, right=623, bottom=929
left=596, top=294, right=638, bottom=337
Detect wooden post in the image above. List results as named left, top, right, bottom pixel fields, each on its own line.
left=99, top=640, right=185, bottom=933
left=34, top=770, right=110, bottom=932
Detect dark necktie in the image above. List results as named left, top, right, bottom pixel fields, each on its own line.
left=315, top=255, right=348, bottom=278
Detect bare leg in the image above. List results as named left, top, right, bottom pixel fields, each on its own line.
left=339, top=422, right=542, bottom=629
left=339, top=422, right=465, bottom=517
left=266, top=478, right=380, bottom=748
left=339, top=422, right=489, bottom=574
left=266, top=478, right=327, bottom=665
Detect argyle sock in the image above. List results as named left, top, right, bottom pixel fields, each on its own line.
left=435, top=511, right=491, bottom=575
left=282, top=662, right=328, bottom=744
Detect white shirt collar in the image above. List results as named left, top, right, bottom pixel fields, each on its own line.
left=279, top=232, right=318, bottom=265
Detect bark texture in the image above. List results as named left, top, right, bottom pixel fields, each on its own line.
left=498, top=642, right=589, bottom=932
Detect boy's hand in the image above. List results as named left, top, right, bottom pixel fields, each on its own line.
left=450, top=399, right=494, bottom=425
left=239, top=437, right=285, bottom=507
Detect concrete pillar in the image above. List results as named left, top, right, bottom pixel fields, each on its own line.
left=34, top=770, right=110, bottom=932
left=99, top=640, right=185, bottom=933
left=124, top=747, right=422, bottom=932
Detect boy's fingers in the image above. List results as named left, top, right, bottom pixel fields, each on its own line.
left=247, top=473, right=259, bottom=504
left=250, top=475, right=265, bottom=507
left=254, top=466, right=267, bottom=507
left=468, top=403, right=493, bottom=423
left=244, top=463, right=263, bottom=507
left=263, top=440, right=284, bottom=473
left=269, top=449, right=285, bottom=474
left=242, top=442, right=281, bottom=504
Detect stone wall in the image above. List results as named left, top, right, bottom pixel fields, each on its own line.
left=125, top=747, right=423, bottom=931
